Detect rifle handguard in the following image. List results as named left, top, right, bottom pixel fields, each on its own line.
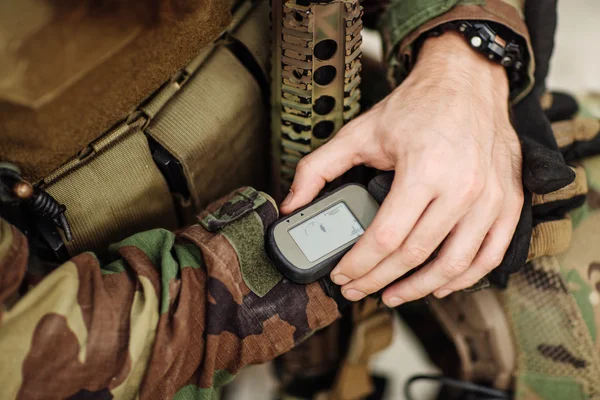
left=270, top=0, right=363, bottom=196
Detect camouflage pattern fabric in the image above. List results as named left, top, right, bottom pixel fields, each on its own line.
left=200, top=187, right=267, bottom=232
left=275, top=320, right=349, bottom=398
left=376, top=0, right=534, bottom=102
left=501, top=97, right=600, bottom=400
left=270, top=0, right=364, bottom=195
left=0, top=187, right=341, bottom=399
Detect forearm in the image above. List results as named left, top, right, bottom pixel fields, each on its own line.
left=411, top=31, right=509, bottom=106
left=377, top=0, right=533, bottom=102
left=0, top=189, right=340, bottom=398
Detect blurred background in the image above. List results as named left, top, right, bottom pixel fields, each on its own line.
left=548, top=0, right=600, bottom=93
left=230, top=1, right=600, bottom=399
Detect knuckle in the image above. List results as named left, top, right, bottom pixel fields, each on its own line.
left=402, top=244, right=431, bottom=266
left=459, top=171, right=485, bottom=202
left=440, top=258, right=471, bottom=278
left=339, top=255, right=370, bottom=281
left=338, top=259, right=360, bottom=280
left=295, top=157, right=312, bottom=174
left=406, top=278, right=429, bottom=299
left=486, top=253, right=505, bottom=270
left=372, top=226, right=401, bottom=252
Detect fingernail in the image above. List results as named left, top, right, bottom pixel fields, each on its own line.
left=331, top=274, right=351, bottom=285
left=342, top=288, right=366, bottom=301
left=435, top=289, right=452, bottom=298
left=280, top=190, right=294, bottom=207
left=385, top=297, right=404, bottom=308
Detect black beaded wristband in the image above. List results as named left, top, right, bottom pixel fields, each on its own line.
left=416, top=20, right=528, bottom=98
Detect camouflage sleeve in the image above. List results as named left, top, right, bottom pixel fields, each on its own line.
left=371, top=0, right=534, bottom=103
left=0, top=188, right=340, bottom=399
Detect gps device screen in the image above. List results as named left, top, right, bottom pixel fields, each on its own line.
left=266, top=184, right=379, bottom=284
left=289, top=202, right=365, bottom=262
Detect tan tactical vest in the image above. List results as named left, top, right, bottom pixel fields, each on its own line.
left=0, top=0, right=272, bottom=256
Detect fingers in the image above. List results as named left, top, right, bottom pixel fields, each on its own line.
left=433, top=192, right=523, bottom=295
left=280, top=128, right=364, bottom=215
left=329, top=177, right=434, bottom=288
left=336, top=185, right=480, bottom=300
left=378, top=191, right=502, bottom=306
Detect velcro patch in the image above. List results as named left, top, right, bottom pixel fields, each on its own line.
left=201, top=187, right=267, bottom=232
left=220, top=212, right=282, bottom=297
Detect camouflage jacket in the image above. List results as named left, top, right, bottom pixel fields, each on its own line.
left=368, top=0, right=534, bottom=101
left=501, top=113, right=600, bottom=399
left=0, top=189, right=340, bottom=399
left=0, top=1, right=536, bottom=399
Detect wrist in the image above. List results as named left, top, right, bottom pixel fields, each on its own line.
left=411, top=31, right=509, bottom=101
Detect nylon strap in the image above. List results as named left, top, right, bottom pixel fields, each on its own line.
left=145, top=45, right=267, bottom=211
left=526, top=166, right=588, bottom=263
left=429, top=290, right=516, bottom=390
left=553, top=118, right=600, bottom=148
left=220, top=212, right=282, bottom=297
left=38, top=1, right=269, bottom=254
left=527, top=219, right=572, bottom=262
left=200, top=188, right=281, bottom=297
left=200, top=187, right=266, bottom=232
left=44, top=119, right=177, bottom=254
left=231, top=1, right=270, bottom=76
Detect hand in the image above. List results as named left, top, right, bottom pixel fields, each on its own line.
left=279, top=32, right=524, bottom=307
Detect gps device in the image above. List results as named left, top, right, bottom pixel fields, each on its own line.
left=266, top=184, right=379, bottom=284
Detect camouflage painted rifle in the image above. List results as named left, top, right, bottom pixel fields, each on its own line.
left=270, top=0, right=363, bottom=197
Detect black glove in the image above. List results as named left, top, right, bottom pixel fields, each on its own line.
left=542, top=91, right=580, bottom=123
left=553, top=117, right=600, bottom=163
left=367, top=92, right=591, bottom=289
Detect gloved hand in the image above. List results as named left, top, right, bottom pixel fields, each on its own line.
left=488, top=91, right=578, bottom=286
left=368, top=92, right=597, bottom=289
left=553, top=117, right=600, bottom=163
left=541, top=91, right=580, bottom=122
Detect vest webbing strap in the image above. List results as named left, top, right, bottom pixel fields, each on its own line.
left=39, top=1, right=270, bottom=254
left=553, top=119, right=600, bottom=149
left=231, top=0, right=270, bottom=77
left=527, top=219, right=572, bottom=262
left=44, top=119, right=177, bottom=254
left=199, top=187, right=281, bottom=297
left=145, top=45, right=267, bottom=211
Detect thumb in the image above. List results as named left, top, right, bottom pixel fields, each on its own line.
left=521, top=137, right=575, bottom=194
left=280, top=135, right=359, bottom=214
left=513, top=93, right=575, bottom=194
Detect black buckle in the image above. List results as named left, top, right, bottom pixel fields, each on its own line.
left=0, top=164, right=71, bottom=263
left=147, top=137, right=191, bottom=199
